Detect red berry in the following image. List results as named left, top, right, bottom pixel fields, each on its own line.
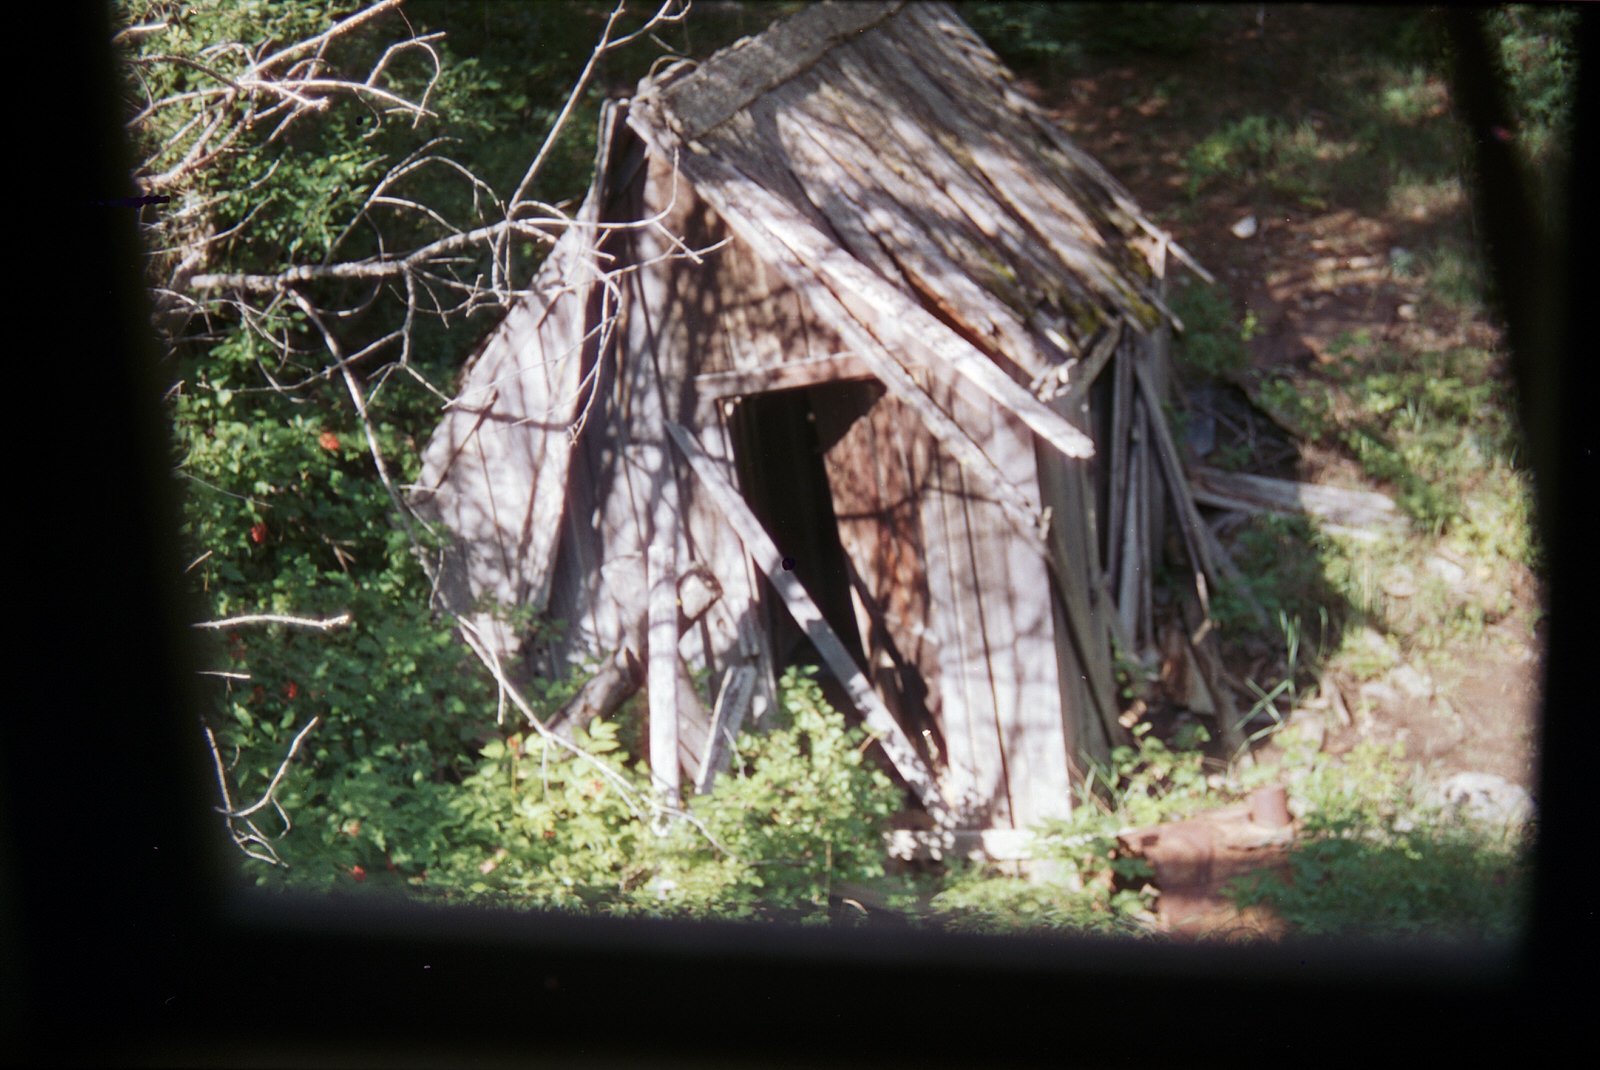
left=319, top=431, right=341, bottom=451
left=350, top=865, right=366, bottom=882
left=249, top=523, right=268, bottom=544
left=284, top=680, right=299, bottom=700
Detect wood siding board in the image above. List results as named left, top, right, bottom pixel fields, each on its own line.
left=693, top=407, right=779, bottom=721
left=1037, top=408, right=1124, bottom=768
left=921, top=445, right=987, bottom=825
left=414, top=238, right=592, bottom=660
left=935, top=382, right=1073, bottom=828
left=816, top=386, right=941, bottom=774
left=697, top=664, right=756, bottom=794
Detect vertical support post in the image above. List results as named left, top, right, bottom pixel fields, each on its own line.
left=647, top=542, right=680, bottom=802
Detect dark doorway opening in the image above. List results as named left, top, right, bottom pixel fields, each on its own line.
left=727, top=387, right=867, bottom=680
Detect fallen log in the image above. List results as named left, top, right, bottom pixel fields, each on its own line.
left=1189, top=466, right=1401, bottom=531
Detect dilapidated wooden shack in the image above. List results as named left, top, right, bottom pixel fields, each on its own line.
left=414, top=1, right=1230, bottom=849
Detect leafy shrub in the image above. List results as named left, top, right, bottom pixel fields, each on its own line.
left=1170, top=281, right=1255, bottom=378
left=254, top=665, right=903, bottom=922
left=1486, top=5, right=1579, bottom=167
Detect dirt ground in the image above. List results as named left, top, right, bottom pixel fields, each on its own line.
left=1018, top=8, right=1543, bottom=934
left=1022, top=8, right=1543, bottom=800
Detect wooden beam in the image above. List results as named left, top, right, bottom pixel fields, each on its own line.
left=665, top=420, right=953, bottom=825
left=693, top=352, right=874, bottom=399
left=1188, top=466, right=1402, bottom=530
left=650, top=2, right=904, bottom=141
left=647, top=542, right=680, bottom=801
left=696, top=664, right=756, bottom=795
left=546, top=647, right=643, bottom=739
left=1054, top=318, right=1124, bottom=405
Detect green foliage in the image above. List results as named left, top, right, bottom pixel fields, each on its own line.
left=682, top=666, right=904, bottom=919
left=1254, top=334, right=1532, bottom=541
left=1486, top=5, right=1579, bottom=168
left=1183, top=114, right=1341, bottom=205
left=259, top=666, right=902, bottom=921
left=929, top=862, right=1146, bottom=937
left=1009, top=723, right=1222, bottom=934
left=1170, top=281, right=1254, bottom=378
left=1228, top=741, right=1531, bottom=942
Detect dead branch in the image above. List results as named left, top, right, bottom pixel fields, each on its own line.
left=194, top=612, right=352, bottom=631
left=202, top=714, right=322, bottom=865
left=126, top=1, right=736, bottom=858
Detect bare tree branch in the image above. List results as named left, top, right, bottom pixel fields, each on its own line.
left=195, top=612, right=353, bottom=631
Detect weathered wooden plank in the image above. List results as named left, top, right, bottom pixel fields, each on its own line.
left=919, top=444, right=995, bottom=826
left=1037, top=392, right=1124, bottom=767
left=1189, top=466, right=1402, bottom=529
left=665, top=420, right=952, bottom=824
left=679, top=397, right=780, bottom=726
left=674, top=655, right=709, bottom=783
left=652, top=1, right=903, bottom=141
left=696, top=664, right=755, bottom=795
left=693, top=352, right=873, bottom=398
left=647, top=542, right=680, bottom=801
left=868, top=13, right=1152, bottom=327
left=546, top=647, right=643, bottom=739
left=812, top=43, right=1108, bottom=350
left=764, top=77, right=1061, bottom=381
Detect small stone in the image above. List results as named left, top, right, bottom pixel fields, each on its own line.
left=1427, top=772, right=1534, bottom=828
left=1425, top=555, right=1467, bottom=586
left=1231, top=215, right=1258, bottom=239
left=1358, top=680, right=1399, bottom=705
left=1391, top=663, right=1434, bottom=699
left=1397, top=303, right=1418, bottom=321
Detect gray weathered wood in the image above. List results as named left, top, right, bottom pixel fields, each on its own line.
left=665, top=420, right=952, bottom=825
left=693, top=352, right=874, bottom=398
left=696, top=664, right=756, bottom=795
left=655, top=1, right=904, bottom=141
left=1189, top=466, right=1402, bottom=530
left=546, top=647, right=643, bottom=739
left=647, top=542, right=680, bottom=800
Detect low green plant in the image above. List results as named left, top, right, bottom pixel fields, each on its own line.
left=1183, top=114, right=1340, bottom=205
left=1228, top=741, right=1531, bottom=942
left=262, top=665, right=904, bottom=922
left=1170, top=282, right=1253, bottom=378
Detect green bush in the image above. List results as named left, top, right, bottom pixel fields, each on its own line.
left=1170, top=281, right=1255, bottom=378
left=252, top=665, right=903, bottom=922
